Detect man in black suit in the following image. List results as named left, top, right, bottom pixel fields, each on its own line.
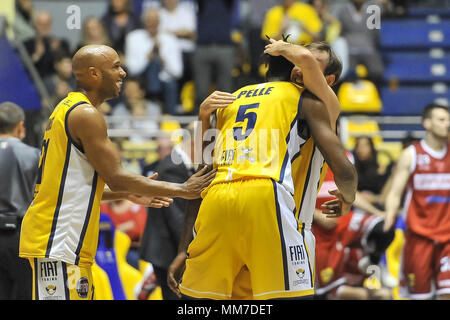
left=140, top=123, right=197, bottom=300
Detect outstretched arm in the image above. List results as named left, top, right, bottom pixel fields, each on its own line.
left=302, top=93, right=357, bottom=214
left=264, top=39, right=340, bottom=130
left=102, top=173, right=174, bottom=208
left=68, top=104, right=216, bottom=199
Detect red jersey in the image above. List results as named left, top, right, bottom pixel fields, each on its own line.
left=404, top=140, right=450, bottom=243
left=100, top=201, right=147, bottom=243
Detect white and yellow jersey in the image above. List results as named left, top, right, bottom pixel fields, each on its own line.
left=203, top=81, right=326, bottom=230
left=292, top=138, right=328, bottom=232
left=181, top=82, right=329, bottom=299
left=20, top=92, right=105, bottom=267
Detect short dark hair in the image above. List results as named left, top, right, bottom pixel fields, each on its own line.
left=422, top=103, right=449, bottom=121
left=306, top=41, right=343, bottom=85
left=262, top=35, right=295, bottom=82
left=53, top=50, right=71, bottom=64
left=0, top=102, right=25, bottom=134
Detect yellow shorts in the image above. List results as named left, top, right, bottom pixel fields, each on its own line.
left=29, top=258, right=95, bottom=300
left=179, top=178, right=315, bottom=300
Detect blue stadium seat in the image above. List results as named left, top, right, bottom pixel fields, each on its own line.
left=378, top=123, right=424, bottom=132
left=383, top=54, right=450, bottom=83
left=380, top=20, right=450, bottom=49
left=0, top=36, right=41, bottom=109
left=383, top=51, right=450, bottom=64
left=408, top=7, right=450, bottom=18
left=381, top=85, right=450, bottom=115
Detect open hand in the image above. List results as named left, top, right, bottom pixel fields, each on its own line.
left=199, top=91, right=236, bottom=117
left=321, top=189, right=353, bottom=218
left=264, top=38, right=289, bottom=57
left=182, top=165, right=217, bottom=199
left=167, top=252, right=187, bottom=298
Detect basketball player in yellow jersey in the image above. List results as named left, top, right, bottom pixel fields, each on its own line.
left=172, top=49, right=357, bottom=299
left=19, top=45, right=215, bottom=300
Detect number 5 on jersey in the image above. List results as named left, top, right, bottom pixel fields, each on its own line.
left=233, top=103, right=259, bottom=141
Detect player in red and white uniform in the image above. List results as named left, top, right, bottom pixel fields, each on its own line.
left=314, top=152, right=394, bottom=299
left=384, top=103, right=450, bottom=300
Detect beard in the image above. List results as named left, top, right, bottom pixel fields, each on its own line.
left=99, top=71, right=119, bottom=101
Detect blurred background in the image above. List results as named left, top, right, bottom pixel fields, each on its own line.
left=1, top=0, right=449, bottom=300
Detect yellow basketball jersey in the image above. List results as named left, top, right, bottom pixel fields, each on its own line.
left=204, top=81, right=327, bottom=231
left=292, top=138, right=328, bottom=231
left=20, top=92, right=105, bottom=267
left=205, top=82, right=303, bottom=191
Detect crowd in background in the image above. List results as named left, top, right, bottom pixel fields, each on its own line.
left=14, top=0, right=412, bottom=117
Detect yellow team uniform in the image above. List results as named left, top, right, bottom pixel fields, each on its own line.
left=19, top=92, right=105, bottom=300
left=261, top=2, right=323, bottom=45
left=179, top=82, right=327, bottom=300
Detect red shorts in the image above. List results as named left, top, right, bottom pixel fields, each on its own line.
left=399, top=231, right=450, bottom=299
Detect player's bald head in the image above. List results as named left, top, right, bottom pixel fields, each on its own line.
left=72, top=45, right=126, bottom=100
left=72, top=45, right=117, bottom=74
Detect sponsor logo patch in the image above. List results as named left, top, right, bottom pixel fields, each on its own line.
left=76, top=277, right=89, bottom=298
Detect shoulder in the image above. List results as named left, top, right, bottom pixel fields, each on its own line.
left=16, top=140, right=40, bottom=158
left=301, top=89, right=324, bottom=107
left=68, top=103, right=107, bottom=131
left=8, top=140, right=40, bottom=166
left=70, top=102, right=101, bottom=117
left=398, top=145, right=415, bottom=172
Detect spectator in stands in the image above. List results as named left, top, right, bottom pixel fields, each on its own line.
left=101, top=0, right=141, bottom=57
left=353, top=136, right=392, bottom=204
left=261, top=0, right=322, bottom=46
left=140, top=122, right=197, bottom=299
left=142, top=134, right=174, bottom=179
left=111, top=76, right=161, bottom=142
left=75, top=17, right=111, bottom=53
left=158, top=0, right=197, bottom=94
left=100, top=198, right=148, bottom=270
left=125, top=8, right=183, bottom=115
left=245, top=0, right=278, bottom=83
left=24, top=11, right=70, bottom=78
left=330, top=0, right=385, bottom=86
left=43, top=51, right=76, bottom=105
left=191, top=0, right=240, bottom=114
left=309, top=0, right=349, bottom=80
left=381, top=0, right=407, bottom=17
left=14, top=0, right=35, bottom=42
